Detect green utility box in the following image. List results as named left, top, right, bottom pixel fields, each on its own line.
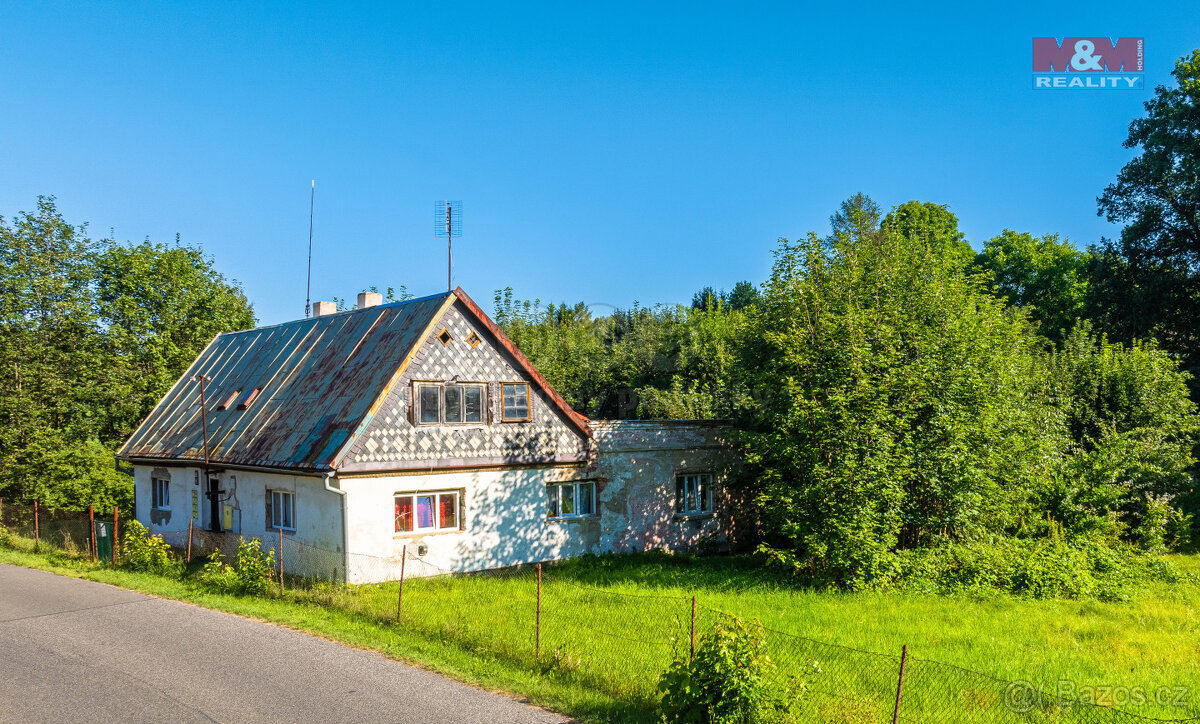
left=95, top=521, right=113, bottom=564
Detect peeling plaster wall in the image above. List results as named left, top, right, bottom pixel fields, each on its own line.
left=133, top=464, right=346, bottom=579
left=592, top=421, right=733, bottom=554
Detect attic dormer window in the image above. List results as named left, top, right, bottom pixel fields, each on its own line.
left=237, top=388, right=260, bottom=410
left=437, top=329, right=453, bottom=346
left=217, top=390, right=240, bottom=411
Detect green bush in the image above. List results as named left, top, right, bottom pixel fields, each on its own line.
left=199, top=538, right=276, bottom=596
left=658, top=614, right=804, bottom=723
left=0, top=522, right=11, bottom=548
left=116, top=520, right=180, bottom=576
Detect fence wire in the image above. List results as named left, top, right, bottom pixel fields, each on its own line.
left=2, top=502, right=1198, bottom=722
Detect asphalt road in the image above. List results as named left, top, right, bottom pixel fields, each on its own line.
left=0, top=564, right=566, bottom=723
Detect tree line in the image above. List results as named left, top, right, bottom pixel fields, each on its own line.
left=493, top=51, right=1200, bottom=592
left=1, top=50, right=1196, bottom=595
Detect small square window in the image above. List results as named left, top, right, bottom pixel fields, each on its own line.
left=501, top=382, right=531, bottom=421
left=395, top=490, right=461, bottom=533
left=548, top=481, right=595, bottom=519
left=271, top=490, right=295, bottom=530
left=437, top=329, right=453, bottom=346
left=675, top=474, right=714, bottom=516
left=466, top=331, right=481, bottom=348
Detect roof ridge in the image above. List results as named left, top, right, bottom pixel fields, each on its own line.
left=220, top=291, right=455, bottom=337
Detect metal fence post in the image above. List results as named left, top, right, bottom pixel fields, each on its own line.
left=278, top=527, right=285, bottom=594
left=397, top=544, right=407, bottom=619
left=186, top=518, right=193, bottom=564
left=89, top=504, right=96, bottom=561
left=536, top=563, right=542, bottom=660
left=33, top=501, right=39, bottom=551
left=690, top=595, right=697, bottom=662
left=892, top=644, right=908, bottom=724
left=112, top=506, right=119, bottom=562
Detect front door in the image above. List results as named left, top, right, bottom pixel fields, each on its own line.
left=206, top=475, right=223, bottom=532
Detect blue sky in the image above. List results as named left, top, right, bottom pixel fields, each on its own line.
left=2, top=2, right=1197, bottom=325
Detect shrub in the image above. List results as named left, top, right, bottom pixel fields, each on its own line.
left=117, top=520, right=180, bottom=576
left=658, top=613, right=804, bottom=723
left=199, top=538, right=276, bottom=596
left=0, top=522, right=11, bottom=548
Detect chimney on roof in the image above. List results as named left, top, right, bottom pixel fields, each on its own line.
left=312, top=301, right=338, bottom=316
left=357, top=291, right=383, bottom=309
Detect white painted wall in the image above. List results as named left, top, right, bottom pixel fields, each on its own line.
left=133, top=464, right=347, bottom=579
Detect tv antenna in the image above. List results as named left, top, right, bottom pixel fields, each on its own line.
left=435, top=200, right=462, bottom=291
left=305, top=180, right=316, bottom=318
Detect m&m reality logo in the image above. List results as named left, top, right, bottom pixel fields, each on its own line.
left=1032, top=38, right=1144, bottom=89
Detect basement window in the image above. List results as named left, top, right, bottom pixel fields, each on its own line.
left=152, top=477, right=170, bottom=511
left=270, top=490, right=295, bottom=531
left=395, top=490, right=460, bottom=533
left=548, top=481, right=595, bottom=519
left=675, top=473, right=713, bottom=517
left=501, top=382, right=531, bottom=422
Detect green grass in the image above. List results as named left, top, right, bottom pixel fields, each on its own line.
left=3, top=533, right=1200, bottom=723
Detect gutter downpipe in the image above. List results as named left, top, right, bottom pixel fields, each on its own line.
left=323, top=471, right=349, bottom=585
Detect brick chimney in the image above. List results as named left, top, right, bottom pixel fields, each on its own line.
left=357, top=291, right=383, bottom=309
left=312, top=301, right=338, bottom=316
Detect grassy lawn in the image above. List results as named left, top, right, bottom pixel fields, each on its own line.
left=3, top=534, right=1199, bottom=722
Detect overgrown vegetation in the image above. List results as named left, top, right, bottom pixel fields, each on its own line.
left=659, top=614, right=804, bottom=723
left=116, top=519, right=181, bottom=576
left=198, top=538, right=277, bottom=596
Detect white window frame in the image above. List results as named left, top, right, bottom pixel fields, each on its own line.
left=501, top=382, right=532, bottom=422
left=271, top=490, right=296, bottom=531
left=152, top=477, right=170, bottom=511
left=395, top=490, right=461, bottom=534
left=415, top=382, right=487, bottom=425
left=547, top=481, right=596, bottom=519
left=676, top=473, right=714, bottom=517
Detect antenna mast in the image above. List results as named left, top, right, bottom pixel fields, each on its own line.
left=305, top=180, right=315, bottom=318
left=436, top=200, right=462, bottom=291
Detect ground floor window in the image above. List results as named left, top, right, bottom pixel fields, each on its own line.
left=675, top=473, right=713, bottom=516
left=547, top=481, right=595, bottom=518
left=152, top=477, right=170, bottom=511
left=271, top=490, right=295, bottom=530
left=395, top=490, right=460, bottom=533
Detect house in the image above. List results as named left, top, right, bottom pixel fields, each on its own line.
left=117, top=288, right=732, bottom=583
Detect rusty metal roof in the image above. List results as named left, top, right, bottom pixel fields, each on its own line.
left=119, top=292, right=454, bottom=472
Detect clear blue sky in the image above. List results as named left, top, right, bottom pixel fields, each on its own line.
left=2, top=2, right=1197, bottom=325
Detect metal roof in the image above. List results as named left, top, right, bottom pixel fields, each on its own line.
left=119, top=292, right=453, bottom=472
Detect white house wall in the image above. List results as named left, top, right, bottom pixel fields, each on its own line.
left=340, top=422, right=733, bottom=584
left=133, top=464, right=347, bottom=580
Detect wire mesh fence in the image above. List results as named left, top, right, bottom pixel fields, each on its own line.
left=2, top=502, right=1197, bottom=723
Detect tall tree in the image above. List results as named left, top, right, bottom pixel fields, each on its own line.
left=94, top=238, right=256, bottom=442
left=1094, top=49, right=1200, bottom=381
left=883, top=200, right=975, bottom=265
left=975, top=230, right=1090, bottom=342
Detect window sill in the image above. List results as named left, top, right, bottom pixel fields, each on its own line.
left=545, top=515, right=599, bottom=525
left=154, top=506, right=171, bottom=512
left=271, top=526, right=296, bottom=534
left=393, top=528, right=462, bottom=538
left=674, top=512, right=715, bottom=522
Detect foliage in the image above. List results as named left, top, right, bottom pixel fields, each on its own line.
left=199, top=538, right=276, bottom=596
left=742, top=224, right=1056, bottom=587
left=117, top=519, right=181, bottom=576
left=974, top=230, right=1091, bottom=342
left=0, top=197, right=254, bottom=509
left=1092, top=49, right=1200, bottom=388
left=658, top=614, right=802, bottom=724
left=882, top=200, right=975, bottom=266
